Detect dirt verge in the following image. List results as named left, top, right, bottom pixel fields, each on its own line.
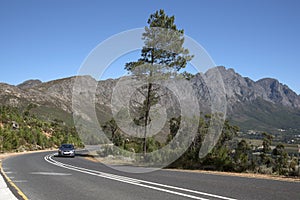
left=84, top=155, right=300, bottom=183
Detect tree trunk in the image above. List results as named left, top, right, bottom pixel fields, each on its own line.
left=143, top=82, right=152, bottom=156
left=143, top=50, right=154, bottom=156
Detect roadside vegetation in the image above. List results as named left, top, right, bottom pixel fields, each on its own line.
left=101, top=115, right=299, bottom=177
left=0, top=105, right=84, bottom=152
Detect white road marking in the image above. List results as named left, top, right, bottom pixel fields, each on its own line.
left=13, top=180, right=28, bottom=183
left=44, top=154, right=237, bottom=200
left=30, top=172, right=72, bottom=176
left=4, top=171, right=15, bottom=174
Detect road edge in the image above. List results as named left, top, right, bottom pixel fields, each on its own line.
left=0, top=161, right=28, bottom=200
left=0, top=149, right=55, bottom=200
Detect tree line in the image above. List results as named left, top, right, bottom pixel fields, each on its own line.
left=102, top=114, right=299, bottom=176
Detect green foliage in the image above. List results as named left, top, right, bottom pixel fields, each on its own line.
left=169, top=115, right=226, bottom=169
left=181, top=71, right=195, bottom=81
left=260, top=132, right=273, bottom=166
left=272, top=144, right=289, bottom=175
left=233, top=140, right=251, bottom=172
left=101, top=119, right=119, bottom=142
left=167, top=115, right=299, bottom=176
left=0, top=106, right=83, bottom=152
left=196, top=119, right=237, bottom=171
left=100, top=113, right=298, bottom=176
left=217, top=120, right=239, bottom=147
left=146, top=137, right=161, bottom=152
left=125, top=9, right=193, bottom=74
left=168, top=116, right=181, bottom=141
left=262, top=132, right=273, bottom=153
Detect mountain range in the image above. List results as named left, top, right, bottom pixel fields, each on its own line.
left=1, top=66, right=299, bottom=140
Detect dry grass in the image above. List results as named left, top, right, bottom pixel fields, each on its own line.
left=83, top=155, right=300, bottom=183
left=165, top=169, right=300, bottom=183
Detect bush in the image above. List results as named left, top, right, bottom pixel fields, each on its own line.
left=258, top=165, right=273, bottom=175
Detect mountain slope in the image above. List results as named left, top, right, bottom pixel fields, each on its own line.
left=0, top=66, right=299, bottom=138
left=210, top=67, right=300, bottom=135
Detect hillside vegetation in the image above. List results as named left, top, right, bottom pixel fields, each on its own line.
left=0, top=105, right=83, bottom=152
left=100, top=114, right=299, bottom=176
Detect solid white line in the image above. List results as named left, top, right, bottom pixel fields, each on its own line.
left=44, top=154, right=237, bottom=200
left=12, top=180, right=28, bottom=183
left=30, top=172, right=72, bottom=176
left=4, top=172, right=15, bottom=174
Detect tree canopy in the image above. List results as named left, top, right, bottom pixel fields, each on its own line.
left=125, top=9, right=193, bottom=76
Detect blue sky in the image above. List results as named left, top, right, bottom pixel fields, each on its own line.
left=0, top=0, right=299, bottom=94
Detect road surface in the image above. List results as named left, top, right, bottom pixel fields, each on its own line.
left=2, top=151, right=299, bottom=200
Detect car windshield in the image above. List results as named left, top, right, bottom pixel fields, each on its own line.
left=61, top=144, right=74, bottom=149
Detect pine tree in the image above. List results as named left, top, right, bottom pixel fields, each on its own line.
left=125, top=9, right=193, bottom=155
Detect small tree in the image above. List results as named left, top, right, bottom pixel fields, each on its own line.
left=234, top=140, right=251, bottom=172
left=101, top=119, right=119, bottom=144
left=125, top=9, right=193, bottom=155
left=272, top=143, right=289, bottom=175
left=260, top=132, right=273, bottom=166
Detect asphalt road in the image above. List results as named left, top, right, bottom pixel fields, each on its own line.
left=2, top=151, right=299, bottom=200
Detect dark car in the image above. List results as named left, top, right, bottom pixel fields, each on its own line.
left=58, top=144, right=75, bottom=157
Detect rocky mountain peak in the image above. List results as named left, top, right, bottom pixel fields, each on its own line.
left=202, top=66, right=300, bottom=109
left=211, top=66, right=259, bottom=104
left=17, top=79, right=42, bottom=89
left=256, top=78, right=300, bottom=108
